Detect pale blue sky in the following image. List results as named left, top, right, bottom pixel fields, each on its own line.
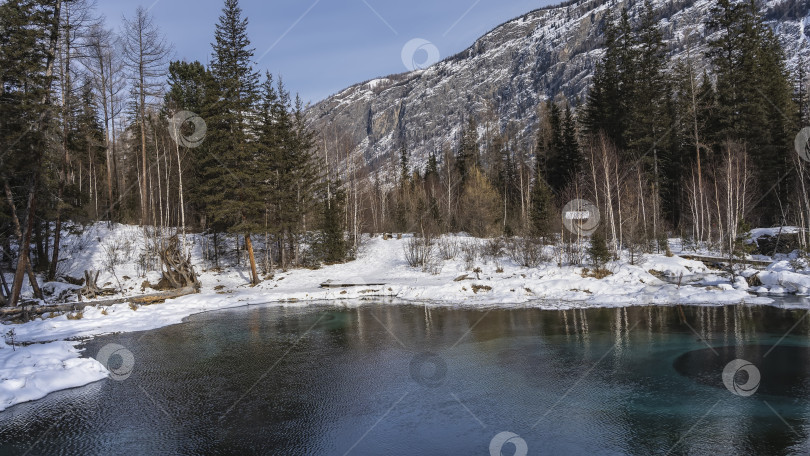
left=98, top=0, right=556, bottom=104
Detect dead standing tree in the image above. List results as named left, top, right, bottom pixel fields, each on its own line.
left=122, top=6, right=170, bottom=226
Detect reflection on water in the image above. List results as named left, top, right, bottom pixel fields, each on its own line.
left=674, top=345, right=810, bottom=398
left=0, top=303, right=809, bottom=455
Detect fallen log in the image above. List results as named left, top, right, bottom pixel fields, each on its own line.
left=320, top=282, right=386, bottom=288
left=679, top=254, right=772, bottom=268
left=0, top=286, right=198, bottom=319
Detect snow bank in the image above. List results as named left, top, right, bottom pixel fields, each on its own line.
left=0, top=338, right=107, bottom=412
left=749, top=226, right=802, bottom=240
left=758, top=269, right=810, bottom=294
left=5, top=228, right=779, bottom=344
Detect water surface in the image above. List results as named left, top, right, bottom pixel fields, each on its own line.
left=1, top=302, right=810, bottom=455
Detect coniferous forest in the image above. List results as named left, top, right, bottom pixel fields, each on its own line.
left=1, top=0, right=808, bottom=308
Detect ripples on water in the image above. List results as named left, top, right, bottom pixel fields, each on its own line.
left=1, top=303, right=809, bottom=455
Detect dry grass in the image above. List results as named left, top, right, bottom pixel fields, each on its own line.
left=581, top=267, right=613, bottom=279
left=471, top=284, right=493, bottom=294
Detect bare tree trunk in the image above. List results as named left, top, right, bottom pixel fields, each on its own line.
left=153, top=128, right=163, bottom=230
left=4, top=181, right=44, bottom=302
left=163, top=136, right=170, bottom=228
left=49, top=5, right=72, bottom=282
left=615, top=158, right=623, bottom=252
left=139, top=64, right=148, bottom=225
left=9, top=177, right=39, bottom=306
left=245, top=234, right=259, bottom=285
left=638, top=167, right=647, bottom=241
left=653, top=147, right=659, bottom=242
left=174, top=133, right=187, bottom=255
left=686, top=35, right=706, bottom=244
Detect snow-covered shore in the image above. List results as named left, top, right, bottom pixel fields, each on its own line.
left=0, top=338, right=107, bottom=412
left=2, top=222, right=806, bottom=413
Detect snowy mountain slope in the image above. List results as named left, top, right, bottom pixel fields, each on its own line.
left=306, top=0, right=810, bottom=176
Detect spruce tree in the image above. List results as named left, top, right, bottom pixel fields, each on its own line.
left=529, top=166, right=555, bottom=240
left=425, top=150, right=439, bottom=179
left=0, top=0, right=60, bottom=306
left=544, top=100, right=566, bottom=193
left=399, top=144, right=410, bottom=187
left=255, top=73, right=321, bottom=267
left=560, top=105, right=581, bottom=182
left=588, top=231, right=611, bottom=268
left=456, top=116, right=479, bottom=185
left=165, top=60, right=216, bottom=222
left=706, top=0, right=794, bottom=223
left=319, top=180, right=346, bottom=264
left=583, top=9, right=635, bottom=153
left=204, top=0, right=261, bottom=284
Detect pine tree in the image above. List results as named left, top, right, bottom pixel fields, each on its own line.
left=544, top=100, right=566, bottom=193
left=165, top=60, right=216, bottom=223
left=425, top=150, right=439, bottom=179
left=319, top=180, right=346, bottom=264
left=560, top=105, right=581, bottom=182
left=399, top=143, right=410, bottom=187
left=203, top=0, right=261, bottom=284
left=456, top=116, right=479, bottom=185
left=583, top=9, right=635, bottom=152
left=706, top=0, right=794, bottom=223
left=529, top=165, right=555, bottom=240
left=588, top=231, right=611, bottom=268
left=255, top=73, right=321, bottom=268
left=165, top=60, right=210, bottom=114
left=0, top=0, right=60, bottom=306
left=626, top=0, right=670, bottom=155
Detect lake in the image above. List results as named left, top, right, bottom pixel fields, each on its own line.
left=1, top=302, right=809, bottom=455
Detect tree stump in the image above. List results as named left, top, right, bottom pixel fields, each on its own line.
left=159, top=236, right=200, bottom=289
left=78, top=270, right=116, bottom=300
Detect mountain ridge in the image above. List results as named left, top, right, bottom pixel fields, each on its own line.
left=307, top=0, right=810, bottom=178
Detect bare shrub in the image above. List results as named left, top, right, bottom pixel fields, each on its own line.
left=436, top=237, right=460, bottom=261
left=506, top=236, right=546, bottom=268
left=482, top=237, right=505, bottom=261
left=424, top=255, right=443, bottom=275
left=581, top=267, right=613, bottom=279
left=101, top=241, right=125, bottom=291
left=404, top=236, right=434, bottom=268
left=460, top=240, right=480, bottom=270
left=626, top=240, right=645, bottom=266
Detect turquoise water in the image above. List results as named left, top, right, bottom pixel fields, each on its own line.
left=1, top=303, right=809, bottom=455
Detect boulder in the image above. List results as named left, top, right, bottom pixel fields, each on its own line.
left=752, top=233, right=801, bottom=255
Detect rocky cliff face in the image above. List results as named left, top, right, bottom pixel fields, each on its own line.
left=306, top=0, right=810, bottom=175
